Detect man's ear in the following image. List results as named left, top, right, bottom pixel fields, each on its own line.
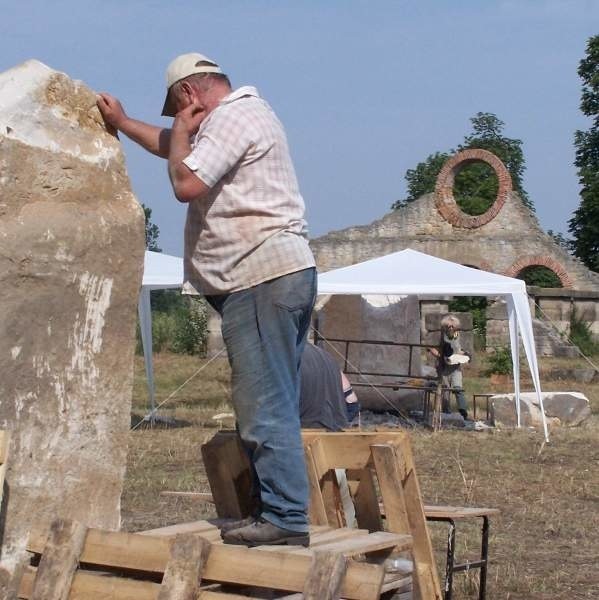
left=180, top=81, right=194, bottom=100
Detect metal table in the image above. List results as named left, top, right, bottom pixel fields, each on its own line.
left=424, top=505, right=500, bottom=600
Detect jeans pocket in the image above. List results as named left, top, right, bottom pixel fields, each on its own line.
left=272, top=268, right=316, bottom=312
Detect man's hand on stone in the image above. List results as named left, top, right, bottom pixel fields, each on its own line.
left=96, top=93, right=128, bottom=131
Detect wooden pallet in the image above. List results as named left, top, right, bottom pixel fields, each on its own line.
left=0, top=429, right=9, bottom=508
left=19, top=518, right=410, bottom=600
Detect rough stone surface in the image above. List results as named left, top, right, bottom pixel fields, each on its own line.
left=0, top=60, right=145, bottom=575
left=315, top=294, right=424, bottom=411
left=491, top=392, right=591, bottom=429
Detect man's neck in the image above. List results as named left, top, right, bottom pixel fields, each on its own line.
left=202, top=83, right=232, bottom=114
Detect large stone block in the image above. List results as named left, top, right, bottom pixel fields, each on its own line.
left=316, top=294, right=422, bottom=410
left=0, top=61, right=145, bottom=576
left=491, top=392, right=590, bottom=429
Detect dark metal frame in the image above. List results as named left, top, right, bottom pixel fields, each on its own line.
left=426, top=514, right=493, bottom=600
left=472, top=393, right=494, bottom=422
left=311, top=333, right=438, bottom=383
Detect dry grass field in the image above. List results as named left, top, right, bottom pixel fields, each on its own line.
left=123, top=352, right=599, bottom=599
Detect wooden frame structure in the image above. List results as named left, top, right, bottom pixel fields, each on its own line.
left=19, top=518, right=409, bottom=600
left=201, top=431, right=442, bottom=600
left=303, top=432, right=442, bottom=600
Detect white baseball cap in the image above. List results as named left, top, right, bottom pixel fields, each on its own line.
left=161, top=52, right=223, bottom=116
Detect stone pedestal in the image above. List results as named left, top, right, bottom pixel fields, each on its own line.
left=0, top=60, right=145, bottom=579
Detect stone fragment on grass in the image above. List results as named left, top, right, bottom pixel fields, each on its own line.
left=491, top=392, right=591, bottom=429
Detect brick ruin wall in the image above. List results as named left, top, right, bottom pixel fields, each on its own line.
left=309, top=149, right=599, bottom=354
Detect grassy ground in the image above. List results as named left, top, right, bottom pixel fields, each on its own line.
left=123, top=352, right=599, bottom=599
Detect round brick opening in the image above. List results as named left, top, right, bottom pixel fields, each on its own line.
left=434, top=149, right=512, bottom=228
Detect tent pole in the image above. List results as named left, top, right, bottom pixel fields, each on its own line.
left=512, top=292, right=549, bottom=442
left=506, top=297, right=521, bottom=427
left=138, top=288, right=156, bottom=421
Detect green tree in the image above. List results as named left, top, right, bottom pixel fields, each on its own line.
left=392, top=112, right=533, bottom=213
left=401, top=152, right=450, bottom=203
left=517, top=265, right=562, bottom=288
left=569, top=35, right=599, bottom=272
left=142, top=203, right=162, bottom=252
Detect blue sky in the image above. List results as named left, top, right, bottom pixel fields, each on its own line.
left=1, top=1, right=598, bottom=255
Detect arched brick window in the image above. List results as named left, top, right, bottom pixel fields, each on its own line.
left=434, top=149, right=512, bottom=228
left=505, top=255, right=573, bottom=288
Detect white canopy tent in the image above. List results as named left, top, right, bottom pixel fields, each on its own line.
left=138, top=251, right=184, bottom=417
left=139, top=248, right=548, bottom=440
left=317, top=249, right=548, bottom=441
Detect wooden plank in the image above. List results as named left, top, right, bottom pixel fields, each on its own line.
left=396, top=439, right=443, bottom=600
left=158, top=535, right=211, bottom=600
left=308, top=438, right=345, bottom=528
left=256, top=531, right=412, bottom=559
left=297, top=531, right=412, bottom=557
left=27, top=528, right=384, bottom=600
left=347, top=468, right=384, bottom=533
left=302, top=432, right=410, bottom=472
left=30, top=519, right=88, bottom=600
left=370, top=445, right=411, bottom=535
left=302, top=551, right=347, bottom=600
left=305, top=443, right=329, bottom=526
left=140, top=520, right=221, bottom=539
left=160, top=492, right=215, bottom=503
left=308, top=527, right=369, bottom=547
left=423, top=505, right=500, bottom=519
left=20, top=567, right=253, bottom=600
left=201, top=433, right=253, bottom=519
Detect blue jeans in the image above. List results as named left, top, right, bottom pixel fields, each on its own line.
left=207, top=268, right=316, bottom=532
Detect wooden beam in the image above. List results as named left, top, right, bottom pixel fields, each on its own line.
left=201, top=433, right=253, bottom=519
left=304, top=443, right=328, bottom=526
left=302, top=551, right=347, bottom=600
left=29, top=519, right=88, bottom=600
left=370, top=445, right=411, bottom=535
left=389, top=440, right=443, bottom=600
left=20, top=567, right=254, bottom=600
left=160, top=492, right=215, bottom=503
left=303, top=432, right=410, bottom=472
left=158, top=534, right=211, bottom=600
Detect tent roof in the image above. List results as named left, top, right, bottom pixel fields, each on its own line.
left=317, top=249, right=526, bottom=296
left=142, top=251, right=183, bottom=289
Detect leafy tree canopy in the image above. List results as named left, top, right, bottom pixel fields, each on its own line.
left=393, top=112, right=533, bottom=214
left=142, top=203, right=161, bottom=253
left=568, top=35, right=599, bottom=272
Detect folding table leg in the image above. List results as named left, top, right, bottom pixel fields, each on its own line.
left=479, top=516, right=490, bottom=600
left=444, top=519, right=456, bottom=600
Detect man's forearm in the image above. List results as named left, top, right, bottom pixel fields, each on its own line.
left=118, top=117, right=171, bottom=158
left=168, top=123, right=209, bottom=203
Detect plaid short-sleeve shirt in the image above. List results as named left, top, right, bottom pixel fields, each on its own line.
left=181, top=86, right=315, bottom=295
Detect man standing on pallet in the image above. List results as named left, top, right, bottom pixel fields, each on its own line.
left=97, top=53, right=316, bottom=547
